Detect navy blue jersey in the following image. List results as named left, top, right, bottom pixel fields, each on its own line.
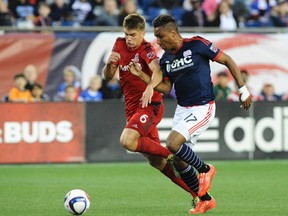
left=160, top=36, right=222, bottom=106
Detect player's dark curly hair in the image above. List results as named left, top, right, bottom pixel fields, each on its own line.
left=152, top=14, right=179, bottom=33
left=123, top=14, right=146, bottom=31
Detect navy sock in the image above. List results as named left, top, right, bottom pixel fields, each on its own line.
left=199, top=193, right=212, bottom=201
left=175, top=144, right=209, bottom=173
left=177, top=165, right=199, bottom=194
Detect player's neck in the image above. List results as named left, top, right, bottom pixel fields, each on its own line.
left=171, top=37, right=183, bottom=54
left=176, top=37, right=183, bottom=48
left=131, top=45, right=140, bottom=51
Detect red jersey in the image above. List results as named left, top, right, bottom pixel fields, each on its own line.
left=112, top=37, right=163, bottom=120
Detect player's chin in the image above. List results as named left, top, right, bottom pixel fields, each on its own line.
left=127, top=43, right=134, bottom=48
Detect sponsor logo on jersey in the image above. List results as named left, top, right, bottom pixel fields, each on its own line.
left=183, top=50, right=192, bottom=57
left=147, top=52, right=155, bottom=59
left=210, top=43, right=218, bottom=53
left=119, top=64, right=130, bottom=71
left=166, top=55, right=194, bottom=73
left=120, top=62, right=142, bottom=72
left=134, top=53, right=139, bottom=62
left=119, top=53, right=142, bottom=72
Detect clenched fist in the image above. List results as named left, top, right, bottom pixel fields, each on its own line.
left=107, top=52, right=121, bottom=64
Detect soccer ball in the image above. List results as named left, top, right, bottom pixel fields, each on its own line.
left=64, top=189, right=90, bottom=215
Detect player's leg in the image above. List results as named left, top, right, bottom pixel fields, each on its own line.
left=146, top=128, right=197, bottom=199
left=166, top=103, right=217, bottom=214
left=166, top=132, right=211, bottom=198
left=167, top=103, right=216, bottom=197
left=119, top=103, right=171, bottom=158
left=119, top=128, right=170, bottom=157
left=166, top=132, right=216, bottom=214
left=170, top=136, right=215, bottom=197
left=167, top=130, right=211, bottom=176
left=144, top=154, right=197, bottom=199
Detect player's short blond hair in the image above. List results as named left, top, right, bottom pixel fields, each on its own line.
left=123, top=13, right=146, bottom=31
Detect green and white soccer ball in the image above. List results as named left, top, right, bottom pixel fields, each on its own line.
left=64, top=189, right=90, bottom=215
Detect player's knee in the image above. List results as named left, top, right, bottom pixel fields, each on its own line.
left=119, top=136, right=130, bottom=149
left=166, top=132, right=185, bottom=153
left=119, top=135, right=137, bottom=151
left=166, top=139, right=179, bottom=153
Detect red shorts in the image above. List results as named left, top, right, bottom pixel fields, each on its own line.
left=126, top=102, right=164, bottom=142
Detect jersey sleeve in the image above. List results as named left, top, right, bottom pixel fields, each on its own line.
left=194, top=36, right=222, bottom=61
left=159, top=56, right=170, bottom=81
left=139, top=42, right=158, bottom=65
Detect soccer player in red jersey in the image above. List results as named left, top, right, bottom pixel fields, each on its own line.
left=103, top=13, right=198, bottom=204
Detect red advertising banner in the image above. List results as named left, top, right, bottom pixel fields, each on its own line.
left=0, top=33, right=54, bottom=99
left=0, top=102, right=85, bottom=163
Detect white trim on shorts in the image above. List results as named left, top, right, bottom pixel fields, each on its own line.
left=172, top=102, right=216, bottom=148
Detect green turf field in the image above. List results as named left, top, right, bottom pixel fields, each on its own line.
left=1, top=160, right=287, bottom=216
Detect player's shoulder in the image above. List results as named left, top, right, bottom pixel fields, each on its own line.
left=141, top=40, right=155, bottom=53
left=159, top=51, right=170, bottom=64
left=115, top=37, right=125, bottom=42
left=139, top=40, right=158, bottom=60
left=185, top=36, right=212, bottom=46
left=115, top=37, right=126, bottom=45
left=115, top=37, right=126, bottom=47
left=113, top=37, right=126, bottom=51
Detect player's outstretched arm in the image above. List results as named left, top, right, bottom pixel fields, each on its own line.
left=215, top=52, right=252, bottom=110
left=103, top=52, right=120, bottom=81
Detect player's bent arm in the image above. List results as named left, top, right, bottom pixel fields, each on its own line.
left=136, top=70, right=172, bottom=95
left=103, top=51, right=121, bottom=81
left=216, top=51, right=252, bottom=109
left=147, top=59, right=163, bottom=88
left=129, top=59, right=172, bottom=95
left=156, top=79, right=172, bottom=95
left=215, top=52, right=245, bottom=88
left=103, top=63, right=118, bottom=81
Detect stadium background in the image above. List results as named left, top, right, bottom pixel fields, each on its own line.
left=1, top=1, right=288, bottom=216
left=0, top=30, right=287, bottom=163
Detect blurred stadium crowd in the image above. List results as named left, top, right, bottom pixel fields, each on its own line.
left=1, top=0, right=288, bottom=103
left=0, top=0, right=287, bottom=29
left=3, top=64, right=288, bottom=103
left=4, top=64, right=123, bottom=103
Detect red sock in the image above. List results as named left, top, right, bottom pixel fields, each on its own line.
left=136, top=137, right=171, bottom=158
left=161, top=162, right=197, bottom=198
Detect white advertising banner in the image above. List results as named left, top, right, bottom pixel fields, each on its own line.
left=81, top=32, right=288, bottom=95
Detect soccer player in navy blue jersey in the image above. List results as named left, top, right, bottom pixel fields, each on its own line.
left=129, top=14, right=252, bottom=214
